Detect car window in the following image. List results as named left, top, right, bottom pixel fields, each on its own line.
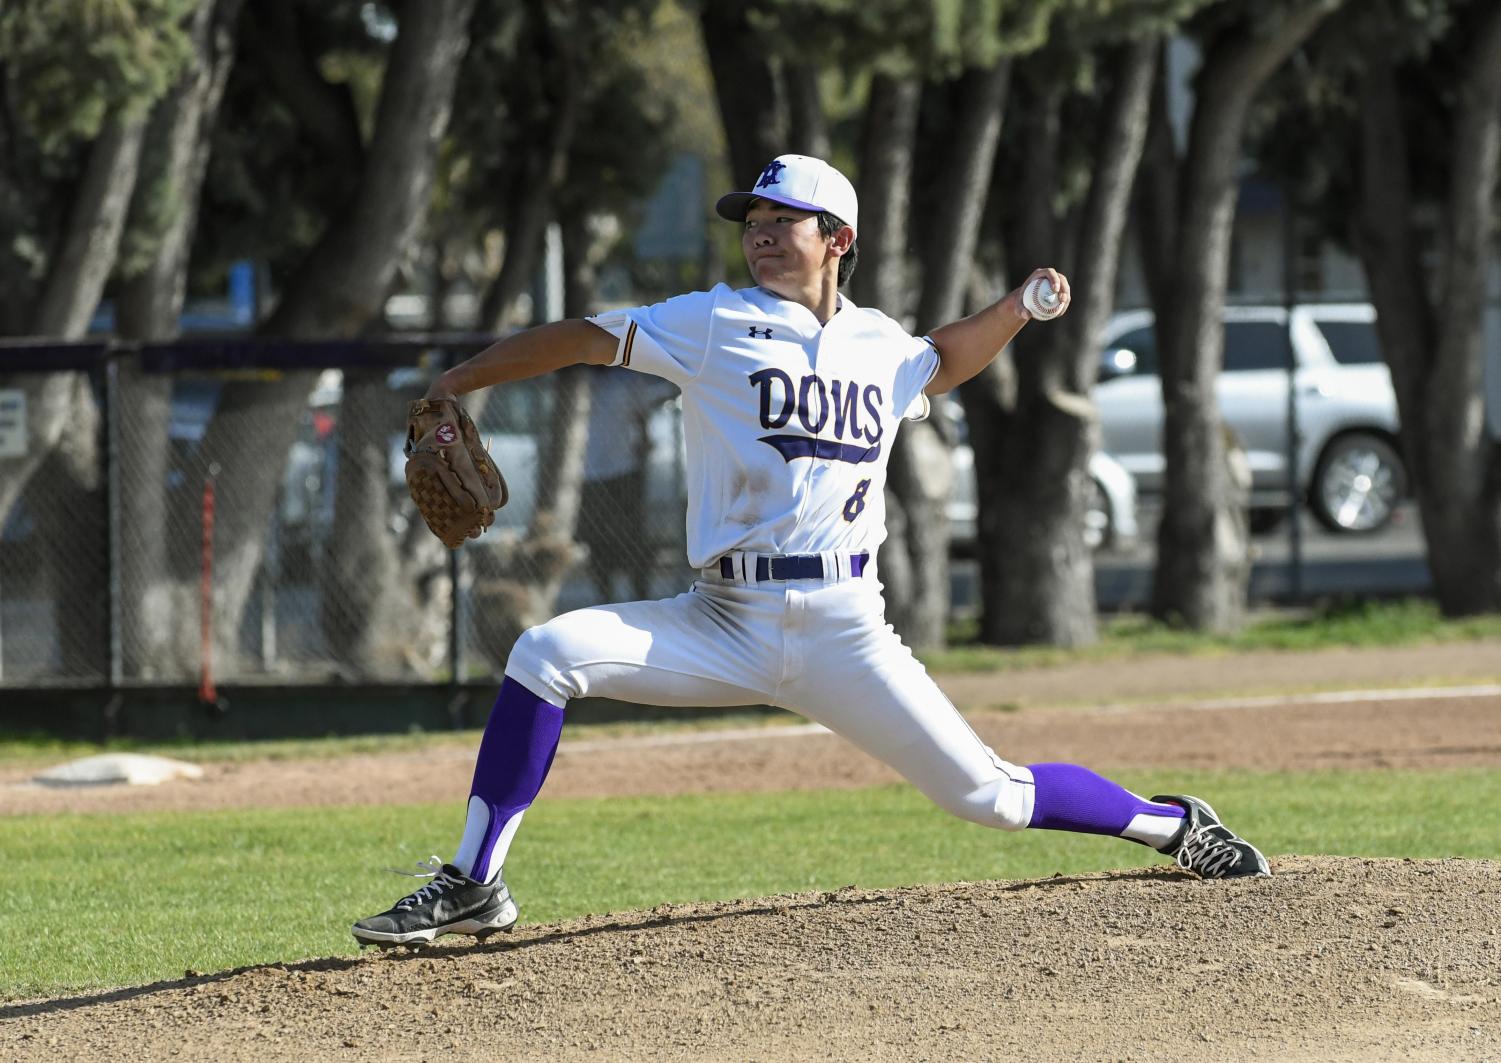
left=1223, top=322, right=1292, bottom=372
left=1316, top=321, right=1384, bottom=365
left=1110, top=326, right=1159, bottom=376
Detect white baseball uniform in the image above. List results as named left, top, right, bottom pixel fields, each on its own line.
left=501, top=283, right=1039, bottom=833
left=358, top=155, right=1262, bottom=946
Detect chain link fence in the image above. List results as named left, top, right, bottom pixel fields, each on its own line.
left=4, top=309, right=1480, bottom=691
left=0, top=348, right=112, bottom=686
left=0, top=339, right=691, bottom=689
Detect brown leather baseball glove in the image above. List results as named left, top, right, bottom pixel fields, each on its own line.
left=404, top=397, right=509, bottom=549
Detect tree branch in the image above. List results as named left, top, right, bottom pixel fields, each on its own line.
left=1135, top=44, right=1178, bottom=318
left=1065, top=36, right=1157, bottom=387
left=264, top=0, right=479, bottom=336
left=915, top=59, right=1010, bottom=333
left=35, top=116, right=148, bottom=337
left=1439, top=2, right=1501, bottom=351
left=1353, top=57, right=1432, bottom=406
left=251, top=0, right=365, bottom=168
left=784, top=64, right=829, bottom=159
left=698, top=0, right=786, bottom=185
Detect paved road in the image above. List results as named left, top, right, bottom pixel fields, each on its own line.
left=953, top=501, right=1431, bottom=612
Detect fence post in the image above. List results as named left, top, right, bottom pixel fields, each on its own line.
left=445, top=344, right=466, bottom=696
left=449, top=547, right=463, bottom=686
left=1281, top=183, right=1305, bottom=602
left=105, top=353, right=123, bottom=688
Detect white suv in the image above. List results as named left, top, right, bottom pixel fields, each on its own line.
left=1096, top=304, right=1406, bottom=533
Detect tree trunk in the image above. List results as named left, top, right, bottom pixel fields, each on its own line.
left=469, top=216, right=598, bottom=664
left=1353, top=12, right=1501, bottom=615
left=17, top=433, right=108, bottom=680
left=0, top=113, right=145, bottom=518
left=249, top=0, right=365, bottom=172
left=180, top=0, right=478, bottom=677
left=785, top=65, right=830, bottom=159
left=698, top=0, right=787, bottom=185
left=980, top=39, right=1157, bottom=647
left=319, top=368, right=417, bottom=676
left=978, top=74, right=1088, bottom=645
left=479, top=177, right=553, bottom=332
left=266, top=0, right=478, bottom=337
left=113, top=356, right=184, bottom=679
left=0, top=114, right=147, bottom=680
left=915, top=62, right=1010, bottom=331
left=1066, top=40, right=1158, bottom=384
left=478, top=3, right=580, bottom=333
left=1136, top=48, right=1180, bottom=321
left=1151, top=2, right=1341, bottom=631
left=852, top=75, right=920, bottom=316
left=115, top=0, right=246, bottom=680
left=848, top=74, right=927, bottom=640
left=118, top=0, right=246, bottom=339
left=35, top=118, right=148, bottom=338
left=1425, top=2, right=1501, bottom=612
left=883, top=61, right=1011, bottom=652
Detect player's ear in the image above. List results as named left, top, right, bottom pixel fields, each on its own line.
left=829, top=225, right=855, bottom=256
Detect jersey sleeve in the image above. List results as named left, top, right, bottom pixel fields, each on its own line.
left=893, top=335, right=941, bottom=422
left=585, top=287, right=719, bottom=386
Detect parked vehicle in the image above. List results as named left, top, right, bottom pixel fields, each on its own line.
left=1096, top=304, right=1405, bottom=533
left=944, top=400, right=1139, bottom=555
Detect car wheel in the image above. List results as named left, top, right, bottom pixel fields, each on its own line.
left=1083, top=478, right=1112, bottom=550
left=1309, top=432, right=1405, bottom=534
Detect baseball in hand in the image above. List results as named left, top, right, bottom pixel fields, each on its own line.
left=1022, top=275, right=1063, bottom=320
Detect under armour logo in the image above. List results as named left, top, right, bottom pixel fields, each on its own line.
left=755, top=161, right=786, bottom=189
left=748, top=326, right=773, bottom=339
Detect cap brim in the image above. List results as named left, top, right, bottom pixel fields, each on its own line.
left=715, top=190, right=825, bottom=222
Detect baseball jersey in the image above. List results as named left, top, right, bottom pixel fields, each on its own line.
left=587, top=283, right=940, bottom=570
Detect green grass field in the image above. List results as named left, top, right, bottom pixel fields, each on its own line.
left=4, top=598, right=1499, bottom=768
left=926, top=598, right=1501, bottom=672
left=4, top=766, right=1498, bottom=1002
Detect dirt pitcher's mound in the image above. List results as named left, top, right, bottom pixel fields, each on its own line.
left=7, top=856, right=1499, bottom=1062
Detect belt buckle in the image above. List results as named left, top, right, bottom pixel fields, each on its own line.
left=769, top=555, right=791, bottom=581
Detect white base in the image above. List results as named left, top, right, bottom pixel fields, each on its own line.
left=32, top=753, right=205, bottom=788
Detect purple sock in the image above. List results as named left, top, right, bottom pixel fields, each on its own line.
left=455, top=677, right=565, bottom=883
left=1026, top=763, right=1185, bottom=838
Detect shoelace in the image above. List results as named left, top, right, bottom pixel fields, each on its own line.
left=385, top=855, right=466, bottom=910
left=1174, top=824, right=1245, bottom=878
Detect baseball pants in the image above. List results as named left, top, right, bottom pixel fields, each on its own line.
left=454, top=561, right=1184, bottom=883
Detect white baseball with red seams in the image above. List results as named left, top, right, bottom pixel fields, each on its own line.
left=1022, top=275, right=1062, bottom=319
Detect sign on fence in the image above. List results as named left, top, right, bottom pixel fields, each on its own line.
left=0, top=389, right=26, bottom=458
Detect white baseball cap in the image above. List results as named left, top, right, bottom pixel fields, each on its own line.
left=716, top=154, right=859, bottom=235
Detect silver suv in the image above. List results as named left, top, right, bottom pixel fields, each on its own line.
left=1096, top=304, right=1405, bottom=533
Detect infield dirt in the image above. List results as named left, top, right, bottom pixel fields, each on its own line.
left=6, top=857, right=1499, bottom=1061
left=5, top=644, right=1501, bottom=1060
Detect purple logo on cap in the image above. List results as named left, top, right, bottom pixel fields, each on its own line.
left=755, top=160, right=786, bottom=189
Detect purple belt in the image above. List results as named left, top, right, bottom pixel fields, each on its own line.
left=716, top=552, right=869, bottom=582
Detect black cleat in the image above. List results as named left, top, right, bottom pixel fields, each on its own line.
left=352, top=859, right=519, bottom=947
left=1153, top=794, right=1271, bottom=880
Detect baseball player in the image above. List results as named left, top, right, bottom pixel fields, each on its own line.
left=354, top=154, right=1269, bottom=948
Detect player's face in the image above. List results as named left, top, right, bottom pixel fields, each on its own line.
left=742, top=200, right=831, bottom=290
